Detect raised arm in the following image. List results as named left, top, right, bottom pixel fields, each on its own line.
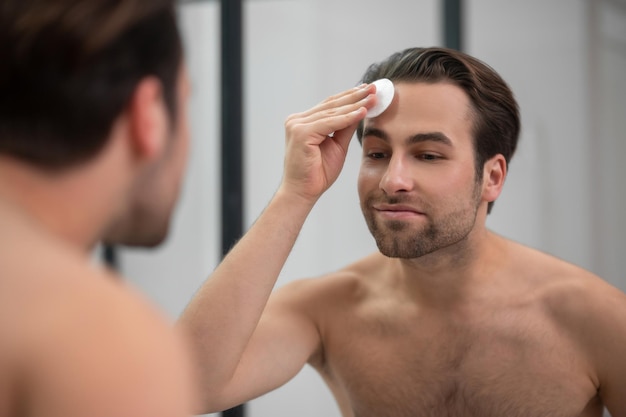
left=178, top=84, right=375, bottom=413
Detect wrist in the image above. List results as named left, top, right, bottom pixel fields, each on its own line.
left=274, top=183, right=320, bottom=211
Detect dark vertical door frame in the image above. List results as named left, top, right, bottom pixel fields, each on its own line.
left=102, top=245, right=118, bottom=270
left=443, top=0, right=463, bottom=51
left=220, top=0, right=244, bottom=255
left=220, top=0, right=245, bottom=416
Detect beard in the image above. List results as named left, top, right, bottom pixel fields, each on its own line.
left=102, top=203, right=173, bottom=248
left=361, top=184, right=482, bottom=259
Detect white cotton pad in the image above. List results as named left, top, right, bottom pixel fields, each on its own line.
left=367, top=78, right=395, bottom=118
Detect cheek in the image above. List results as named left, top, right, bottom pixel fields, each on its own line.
left=444, top=176, right=481, bottom=209
left=357, top=176, right=366, bottom=202
left=357, top=165, right=379, bottom=196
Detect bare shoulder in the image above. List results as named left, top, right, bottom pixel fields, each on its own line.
left=542, top=253, right=626, bottom=342
left=271, top=252, right=386, bottom=311
left=507, top=241, right=626, bottom=410
left=0, top=232, right=194, bottom=416
left=506, top=238, right=626, bottom=352
left=508, top=240, right=626, bottom=316
left=265, top=253, right=387, bottom=369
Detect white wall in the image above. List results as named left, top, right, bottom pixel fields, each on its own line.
left=467, top=0, right=626, bottom=289
left=587, top=0, right=626, bottom=289
left=118, top=1, right=626, bottom=416
left=468, top=0, right=593, bottom=269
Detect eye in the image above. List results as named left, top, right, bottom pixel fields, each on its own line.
left=418, top=153, right=441, bottom=161
left=367, top=152, right=387, bottom=160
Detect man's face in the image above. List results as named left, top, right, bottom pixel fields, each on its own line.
left=358, top=81, right=484, bottom=259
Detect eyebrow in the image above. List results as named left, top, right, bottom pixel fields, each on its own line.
left=362, top=127, right=453, bottom=147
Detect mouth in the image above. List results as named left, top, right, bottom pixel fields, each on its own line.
left=372, top=204, right=425, bottom=220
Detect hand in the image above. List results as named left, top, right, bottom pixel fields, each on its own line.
left=281, top=84, right=375, bottom=203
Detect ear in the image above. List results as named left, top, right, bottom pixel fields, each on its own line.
left=127, top=77, right=168, bottom=161
left=481, top=154, right=507, bottom=204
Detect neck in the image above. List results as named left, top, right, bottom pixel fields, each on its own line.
left=0, top=156, right=124, bottom=252
left=387, top=224, right=506, bottom=309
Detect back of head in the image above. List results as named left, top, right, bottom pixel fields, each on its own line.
left=0, top=0, right=182, bottom=171
left=357, top=47, right=520, bottom=213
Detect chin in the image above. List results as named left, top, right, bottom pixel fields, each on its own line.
left=103, top=219, right=171, bottom=248
left=134, top=231, right=169, bottom=248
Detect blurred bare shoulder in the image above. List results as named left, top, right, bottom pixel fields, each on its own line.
left=0, top=207, right=195, bottom=417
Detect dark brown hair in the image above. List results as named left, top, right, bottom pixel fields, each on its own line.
left=358, top=47, right=520, bottom=214
left=0, top=0, right=183, bottom=170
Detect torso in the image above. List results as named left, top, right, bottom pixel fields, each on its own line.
left=304, top=238, right=603, bottom=417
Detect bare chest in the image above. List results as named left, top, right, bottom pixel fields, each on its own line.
left=316, top=307, right=600, bottom=417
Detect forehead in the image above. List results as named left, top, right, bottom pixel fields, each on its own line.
left=363, top=81, right=474, bottom=146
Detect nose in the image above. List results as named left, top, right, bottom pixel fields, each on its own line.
left=380, top=155, right=413, bottom=195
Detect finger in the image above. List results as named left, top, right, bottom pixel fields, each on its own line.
left=331, top=115, right=364, bottom=153
left=319, top=83, right=369, bottom=105
left=290, top=84, right=375, bottom=120
left=294, top=106, right=367, bottom=145
left=295, top=93, right=373, bottom=126
left=315, top=84, right=374, bottom=114
left=284, top=94, right=371, bottom=145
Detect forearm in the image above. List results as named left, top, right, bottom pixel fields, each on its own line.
left=178, top=84, right=374, bottom=409
left=177, top=186, right=315, bottom=395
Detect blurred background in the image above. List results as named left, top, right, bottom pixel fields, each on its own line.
left=113, top=0, right=625, bottom=416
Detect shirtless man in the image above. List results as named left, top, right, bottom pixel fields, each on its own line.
left=181, top=47, right=626, bottom=416
left=0, top=1, right=375, bottom=416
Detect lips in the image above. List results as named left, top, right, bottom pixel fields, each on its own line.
left=373, top=204, right=423, bottom=214
left=372, top=204, right=425, bottom=220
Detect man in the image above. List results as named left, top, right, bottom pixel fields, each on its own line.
left=0, top=1, right=375, bottom=415
left=181, top=47, right=626, bottom=416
